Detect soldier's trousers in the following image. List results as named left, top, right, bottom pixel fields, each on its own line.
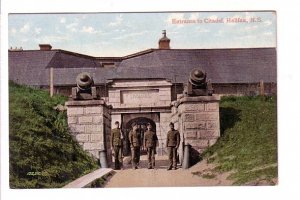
left=113, top=145, right=122, bottom=169
left=147, top=147, right=155, bottom=168
left=131, top=146, right=140, bottom=168
left=167, top=147, right=177, bottom=169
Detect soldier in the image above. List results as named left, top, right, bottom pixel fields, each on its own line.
left=128, top=122, right=141, bottom=169
left=143, top=123, right=158, bottom=169
left=111, top=121, right=123, bottom=170
left=166, top=122, right=181, bottom=170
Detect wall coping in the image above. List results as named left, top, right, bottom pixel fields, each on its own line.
left=175, top=95, right=220, bottom=107
left=63, top=168, right=113, bottom=188
left=65, top=99, right=111, bottom=108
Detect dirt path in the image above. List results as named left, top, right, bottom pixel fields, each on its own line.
left=104, top=155, right=233, bottom=187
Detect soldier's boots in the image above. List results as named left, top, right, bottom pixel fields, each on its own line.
left=132, top=165, right=138, bottom=170
left=167, top=166, right=177, bottom=170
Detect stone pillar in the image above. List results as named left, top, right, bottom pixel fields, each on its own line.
left=65, top=100, right=112, bottom=165
left=172, top=95, right=220, bottom=163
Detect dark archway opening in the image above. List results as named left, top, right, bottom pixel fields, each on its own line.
left=122, top=117, right=156, bottom=156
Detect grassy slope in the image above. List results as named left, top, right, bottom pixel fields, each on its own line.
left=203, top=96, right=277, bottom=185
left=9, top=82, right=98, bottom=188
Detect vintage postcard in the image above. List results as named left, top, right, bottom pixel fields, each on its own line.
left=7, top=11, right=277, bottom=189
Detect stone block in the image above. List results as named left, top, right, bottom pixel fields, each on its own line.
left=195, top=112, right=219, bottom=120
left=185, top=131, right=197, bottom=139
left=83, top=142, right=104, bottom=150
left=187, top=139, right=209, bottom=148
left=184, top=121, right=206, bottom=130
left=161, top=100, right=171, bottom=106
left=199, top=140, right=210, bottom=148
left=67, top=116, right=77, bottom=124
left=93, top=116, right=103, bottom=123
left=109, top=97, right=120, bottom=103
left=159, top=88, right=171, bottom=92
left=89, top=150, right=99, bottom=159
left=78, top=116, right=93, bottom=124
left=209, top=139, right=218, bottom=146
left=182, top=104, right=205, bottom=112
left=109, top=93, right=114, bottom=98
left=197, top=130, right=220, bottom=139
left=76, top=134, right=90, bottom=142
left=205, top=103, right=219, bottom=111
left=90, top=134, right=103, bottom=142
left=85, top=106, right=103, bottom=114
left=69, top=124, right=85, bottom=133
left=160, top=95, right=171, bottom=101
left=66, top=100, right=106, bottom=106
left=67, top=107, right=84, bottom=116
left=109, top=92, right=118, bottom=98
left=110, top=103, right=118, bottom=108
left=206, top=121, right=219, bottom=130
left=183, top=113, right=195, bottom=122
left=85, top=124, right=103, bottom=133
left=160, top=113, right=171, bottom=122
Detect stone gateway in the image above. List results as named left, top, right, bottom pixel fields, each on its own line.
left=66, top=69, right=221, bottom=169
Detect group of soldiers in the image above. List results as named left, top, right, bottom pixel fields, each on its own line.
left=111, top=121, right=181, bottom=170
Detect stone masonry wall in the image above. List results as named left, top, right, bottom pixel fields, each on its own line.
left=156, top=112, right=172, bottom=155
left=66, top=100, right=112, bottom=165
left=172, top=96, right=220, bottom=161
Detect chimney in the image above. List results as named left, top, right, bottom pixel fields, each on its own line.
left=158, top=30, right=170, bottom=49
left=39, top=44, right=52, bottom=51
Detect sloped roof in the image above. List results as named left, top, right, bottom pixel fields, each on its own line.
left=48, top=50, right=98, bottom=68
left=9, top=50, right=57, bottom=86
left=9, top=47, right=276, bottom=86
left=116, top=48, right=277, bottom=84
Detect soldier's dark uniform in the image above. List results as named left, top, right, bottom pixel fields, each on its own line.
left=144, top=129, right=158, bottom=169
left=166, top=125, right=181, bottom=170
left=111, top=127, right=122, bottom=170
left=129, top=128, right=141, bottom=169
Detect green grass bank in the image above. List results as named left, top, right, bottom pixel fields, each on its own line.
left=9, top=82, right=98, bottom=188
left=203, top=95, right=277, bottom=185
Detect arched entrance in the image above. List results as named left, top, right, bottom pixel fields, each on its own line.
left=125, top=117, right=156, bottom=133
left=122, top=117, right=157, bottom=156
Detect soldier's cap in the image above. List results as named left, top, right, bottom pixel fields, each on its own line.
left=169, top=122, right=174, bottom=126
left=115, top=121, right=119, bottom=124
left=131, top=122, right=137, bottom=127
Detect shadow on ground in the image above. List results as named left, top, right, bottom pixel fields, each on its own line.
left=219, top=107, right=241, bottom=137
left=114, top=155, right=175, bottom=170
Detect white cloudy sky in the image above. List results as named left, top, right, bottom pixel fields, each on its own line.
left=8, top=11, right=276, bottom=57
